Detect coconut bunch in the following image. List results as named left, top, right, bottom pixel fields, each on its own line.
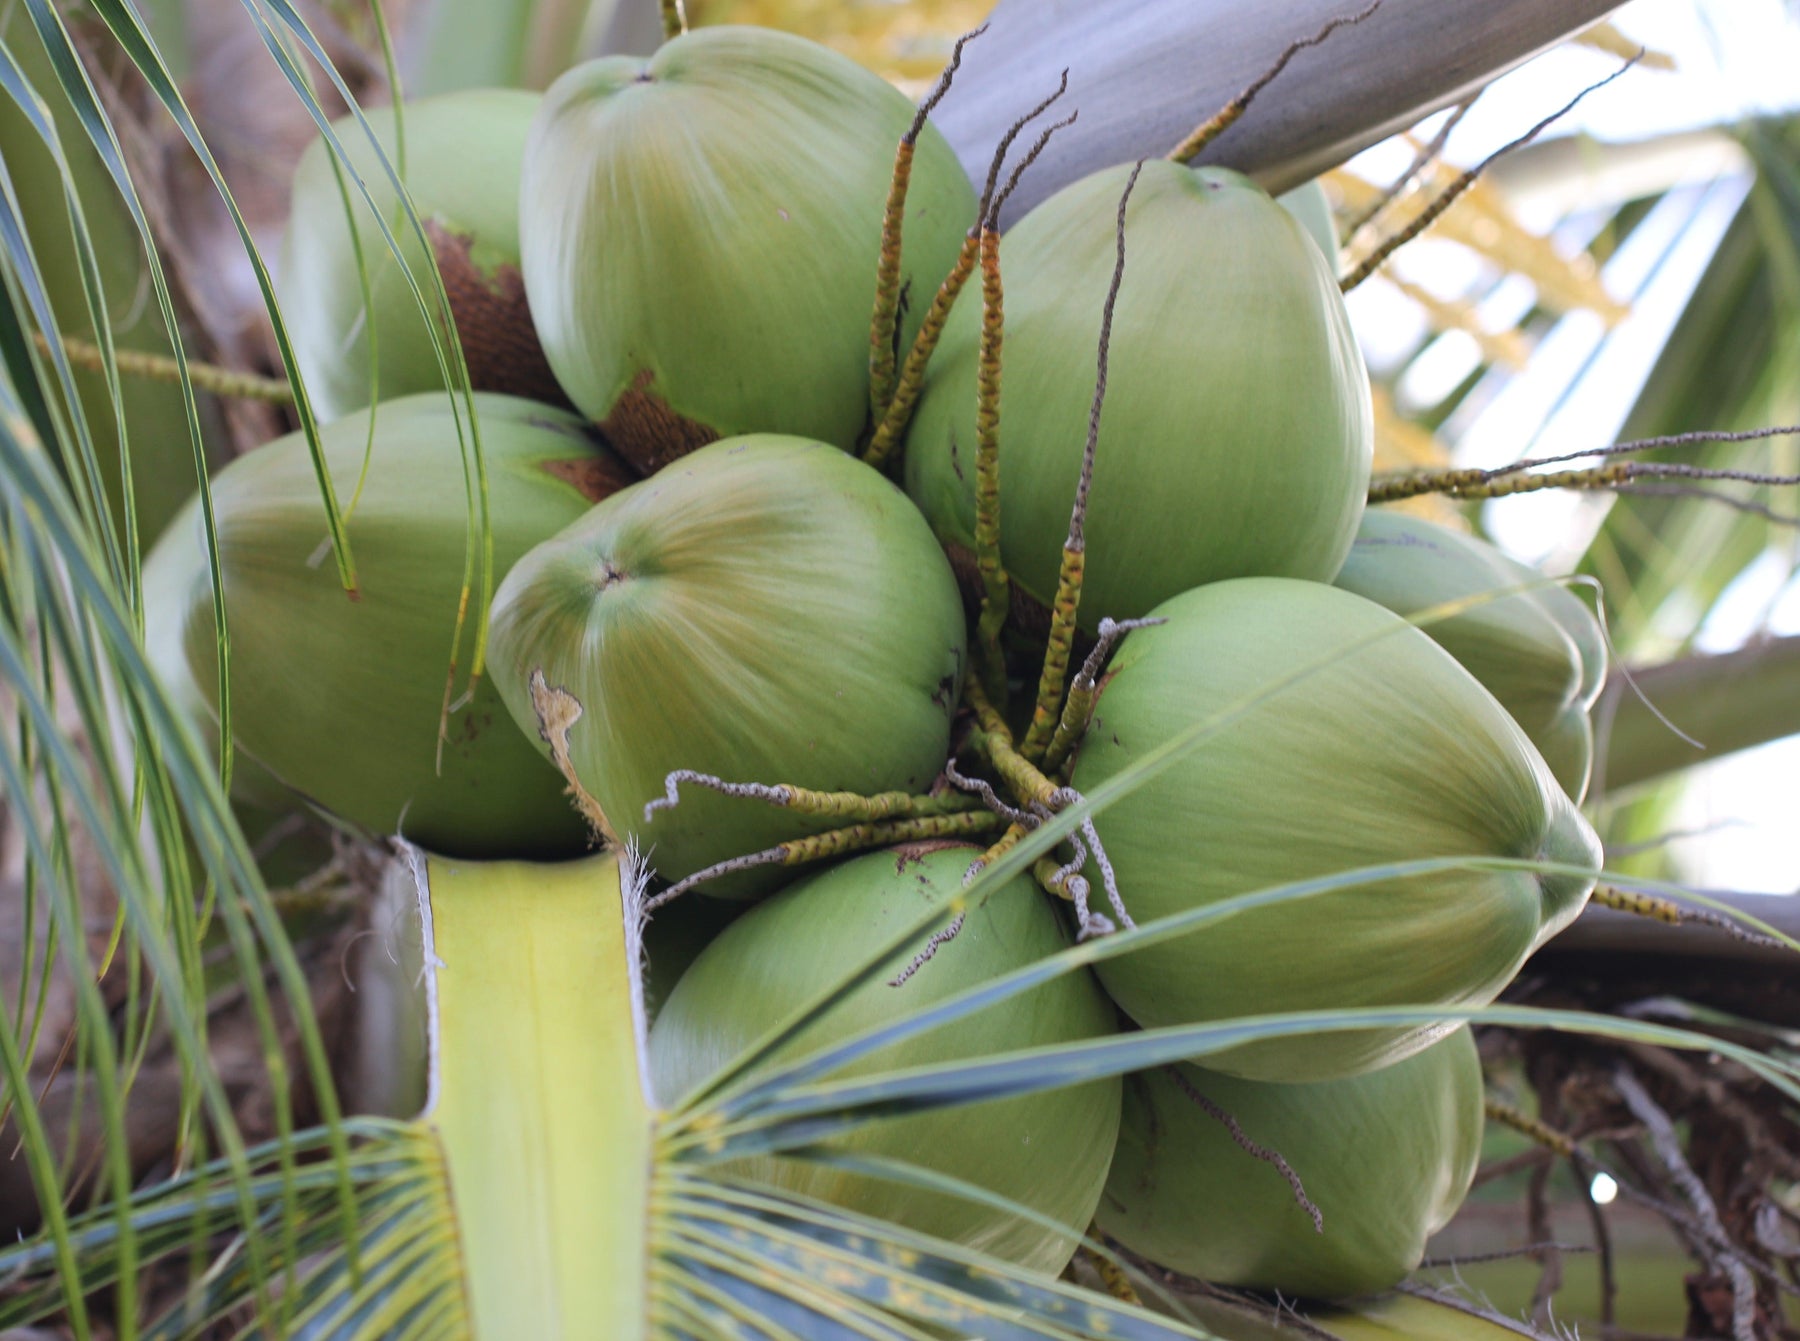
left=144, top=17, right=1620, bottom=1305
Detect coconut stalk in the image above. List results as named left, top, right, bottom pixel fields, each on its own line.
left=1542, top=888, right=1800, bottom=971
left=931, top=0, right=1627, bottom=224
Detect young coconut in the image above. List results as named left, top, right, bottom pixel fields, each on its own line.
left=649, top=843, right=1121, bottom=1276
left=1070, top=577, right=1600, bottom=1082
left=519, top=26, right=977, bottom=472
left=1332, top=510, right=1607, bottom=801
left=1099, top=1026, right=1484, bottom=1300
left=1278, top=178, right=1340, bottom=267
left=904, top=159, right=1372, bottom=631
left=280, top=90, right=563, bottom=421
left=179, top=393, right=635, bottom=857
left=144, top=491, right=290, bottom=812
left=487, top=435, right=966, bottom=895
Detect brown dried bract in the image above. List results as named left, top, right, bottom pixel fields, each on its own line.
left=600, top=369, right=722, bottom=474
left=539, top=451, right=640, bottom=505
left=527, top=668, right=618, bottom=846
left=429, top=220, right=572, bottom=409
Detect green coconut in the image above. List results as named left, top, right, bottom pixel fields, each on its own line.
left=649, top=843, right=1121, bottom=1274
left=144, top=492, right=292, bottom=812
left=1278, top=178, right=1340, bottom=267
left=1099, top=1026, right=1483, bottom=1299
left=904, top=159, right=1371, bottom=632
left=519, top=26, right=977, bottom=472
left=642, top=894, right=743, bottom=1028
left=179, top=393, right=636, bottom=857
left=280, top=90, right=563, bottom=422
left=1070, top=577, right=1600, bottom=1082
left=1333, top=511, right=1608, bottom=801
left=487, top=435, right=965, bottom=894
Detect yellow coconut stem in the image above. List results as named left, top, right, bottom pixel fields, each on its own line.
left=1482, top=1097, right=1576, bottom=1158
left=867, top=138, right=916, bottom=420
left=1369, top=462, right=1634, bottom=503
left=418, top=850, right=653, bottom=1339
left=32, top=330, right=294, bottom=403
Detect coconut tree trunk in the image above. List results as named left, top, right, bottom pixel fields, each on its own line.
left=933, top=0, right=1626, bottom=223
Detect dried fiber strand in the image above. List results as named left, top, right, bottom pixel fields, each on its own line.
left=1165, top=1066, right=1323, bottom=1233
left=1572, top=1151, right=1619, bottom=1328
left=1419, top=1243, right=1596, bottom=1269
left=985, top=111, right=1078, bottom=232
left=1341, top=52, right=1641, bottom=293
left=1032, top=818, right=1109, bottom=937
left=1495, top=424, right=1800, bottom=473
left=887, top=911, right=968, bottom=988
left=1612, top=484, right=1800, bottom=526
left=979, top=70, right=1072, bottom=220
left=942, top=760, right=1031, bottom=826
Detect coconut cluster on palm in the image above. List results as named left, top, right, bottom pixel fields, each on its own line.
left=135, top=18, right=1626, bottom=1312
